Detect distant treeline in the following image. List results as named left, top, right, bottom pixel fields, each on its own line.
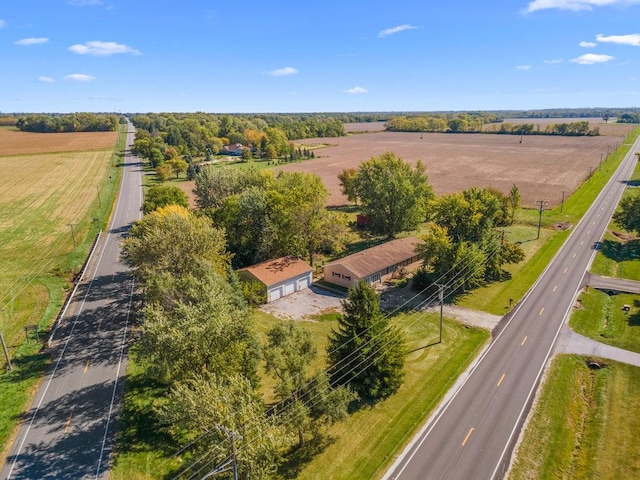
left=386, top=114, right=600, bottom=136
left=15, top=113, right=120, bottom=133
left=130, top=112, right=345, bottom=165
left=617, top=112, right=640, bottom=124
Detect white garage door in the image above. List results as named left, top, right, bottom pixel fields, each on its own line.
left=268, top=287, right=282, bottom=303
left=284, top=282, right=295, bottom=295
left=298, top=276, right=310, bottom=290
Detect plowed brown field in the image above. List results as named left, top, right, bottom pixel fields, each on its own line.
left=279, top=125, right=629, bottom=208
left=0, top=128, right=118, bottom=156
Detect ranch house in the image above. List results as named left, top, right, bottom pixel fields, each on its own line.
left=222, top=143, right=245, bottom=156
left=238, top=256, right=313, bottom=303
left=323, top=237, right=423, bottom=289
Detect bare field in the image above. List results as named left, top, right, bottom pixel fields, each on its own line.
left=280, top=129, right=626, bottom=208
left=0, top=128, right=118, bottom=156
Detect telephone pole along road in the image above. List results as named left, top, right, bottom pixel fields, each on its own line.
left=385, top=136, right=640, bottom=480
left=1, top=124, right=142, bottom=480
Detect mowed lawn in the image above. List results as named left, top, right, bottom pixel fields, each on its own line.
left=0, top=149, right=113, bottom=358
left=508, top=355, right=640, bottom=480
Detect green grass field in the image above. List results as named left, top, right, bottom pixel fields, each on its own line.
left=0, top=126, right=125, bottom=459
left=569, top=287, right=640, bottom=353
left=111, top=310, right=489, bottom=480
left=508, top=355, right=640, bottom=480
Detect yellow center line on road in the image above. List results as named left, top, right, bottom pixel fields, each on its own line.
left=462, top=427, right=475, bottom=447
left=553, top=285, right=558, bottom=292
left=84, top=360, right=90, bottom=374
left=496, top=373, right=506, bottom=387
left=539, top=308, right=544, bottom=316
left=573, top=252, right=577, bottom=258
left=564, top=267, right=568, bottom=274
left=521, top=336, right=528, bottom=346
left=64, top=413, right=73, bottom=433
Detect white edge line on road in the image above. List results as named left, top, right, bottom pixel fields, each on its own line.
left=7, top=130, right=133, bottom=479
left=385, top=141, right=640, bottom=480
left=95, top=278, right=134, bottom=479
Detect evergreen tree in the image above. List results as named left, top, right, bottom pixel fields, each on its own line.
left=327, top=281, right=405, bottom=402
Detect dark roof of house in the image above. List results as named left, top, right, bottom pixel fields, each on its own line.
left=239, top=256, right=312, bottom=287
left=323, top=237, right=423, bottom=279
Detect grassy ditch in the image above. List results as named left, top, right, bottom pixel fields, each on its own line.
left=0, top=126, right=126, bottom=458
left=111, top=310, right=489, bottom=479
left=569, top=287, right=640, bottom=353
left=508, top=355, right=640, bottom=480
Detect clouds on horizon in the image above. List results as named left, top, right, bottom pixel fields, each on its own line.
left=15, top=37, right=49, bottom=46
left=570, top=53, right=614, bottom=64
left=378, top=24, right=418, bottom=37
left=64, top=73, right=96, bottom=81
left=344, top=86, right=368, bottom=94
left=526, top=0, right=640, bottom=13
left=69, top=41, right=140, bottom=56
left=267, top=67, right=299, bottom=76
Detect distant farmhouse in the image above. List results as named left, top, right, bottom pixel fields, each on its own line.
left=222, top=143, right=245, bottom=156
left=238, top=256, right=313, bottom=303
left=323, top=237, right=423, bottom=289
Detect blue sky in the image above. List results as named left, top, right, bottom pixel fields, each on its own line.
left=1, top=0, right=639, bottom=113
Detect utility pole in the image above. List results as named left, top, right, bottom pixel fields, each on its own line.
left=436, top=284, right=445, bottom=344
left=202, top=425, right=242, bottom=480
left=1, top=332, right=12, bottom=371
left=536, top=200, right=548, bottom=240
left=69, top=223, right=77, bottom=252
left=560, top=191, right=565, bottom=214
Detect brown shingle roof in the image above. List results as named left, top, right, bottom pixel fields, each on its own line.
left=239, top=256, right=312, bottom=287
left=324, top=237, right=423, bottom=279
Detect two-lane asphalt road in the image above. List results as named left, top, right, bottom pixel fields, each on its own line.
left=386, top=137, right=640, bottom=480
left=1, top=125, right=142, bottom=480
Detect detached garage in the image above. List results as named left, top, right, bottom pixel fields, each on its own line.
left=323, top=236, right=423, bottom=289
left=238, top=256, right=313, bottom=303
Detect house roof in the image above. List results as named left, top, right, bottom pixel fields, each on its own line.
left=324, top=237, right=423, bottom=279
left=239, top=256, right=312, bottom=287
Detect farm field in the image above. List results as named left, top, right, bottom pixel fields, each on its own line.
left=0, top=128, right=123, bottom=461
left=283, top=127, right=628, bottom=208
left=0, top=127, right=117, bottom=156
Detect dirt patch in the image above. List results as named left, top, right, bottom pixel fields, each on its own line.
left=0, top=128, right=118, bottom=156
left=278, top=128, right=625, bottom=209
left=612, top=230, right=637, bottom=242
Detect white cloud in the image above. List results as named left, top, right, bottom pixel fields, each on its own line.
left=68, top=41, right=140, bottom=56
left=596, top=33, right=640, bottom=46
left=579, top=41, right=597, bottom=47
left=68, top=0, right=103, bottom=6
left=526, top=0, right=640, bottom=12
left=0, top=20, right=6, bottom=29
left=267, top=67, right=298, bottom=76
left=570, top=53, right=615, bottom=64
left=344, top=86, right=368, bottom=94
left=378, top=24, right=418, bottom=38
left=516, top=65, right=531, bottom=71
left=37, top=76, right=55, bottom=83
left=544, top=58, right=563, bottom=63
left=15, top=37, right=49, bottom=46
left=65, top=73, right=96, bottom=81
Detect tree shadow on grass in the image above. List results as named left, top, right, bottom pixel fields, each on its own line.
left=277, top=436, right=337, bottom=479
left=599, top=238, right=640, bottom=263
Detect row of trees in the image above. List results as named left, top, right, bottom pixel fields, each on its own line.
left=130, top=113, right=345, bottom=161
left=15, top=113, right=119, bottom=132
left=194, top=167, right=351, bottom=268
left=485, top=120, right=599, bottom=136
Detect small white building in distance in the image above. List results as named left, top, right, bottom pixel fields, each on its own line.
left=238, top=256, right=313, bottom=303
left=323, top=237, right=423, bottom=289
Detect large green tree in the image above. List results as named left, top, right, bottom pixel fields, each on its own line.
left=327, top=281, right=405, bottom=402
left=613, top=194, right=640, bottom=234
left=353, top=152, right=433, bottom=238
left=120, top=205, right=230, bottom=283
left=141, top=185, right=189, bottom=214
left=161, top=373, right=288, bottom=480
left=264, top=322, right=355, bottom=447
